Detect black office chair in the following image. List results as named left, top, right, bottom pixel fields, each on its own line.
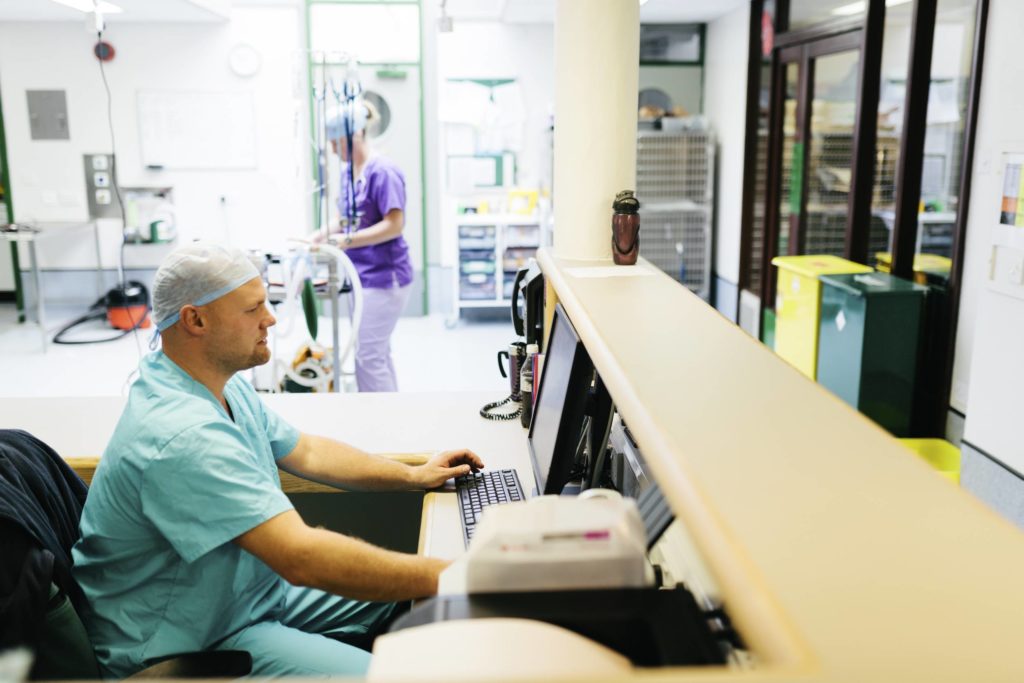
left=0, top=429, right=251, bottom=680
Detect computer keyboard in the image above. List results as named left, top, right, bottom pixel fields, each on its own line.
left=455, top=468, right=525, bottom=547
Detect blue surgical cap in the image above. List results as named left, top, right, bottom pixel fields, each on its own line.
left=325, top=100, right=368, bottom=141
left=152, top=242, right=261, bottom=333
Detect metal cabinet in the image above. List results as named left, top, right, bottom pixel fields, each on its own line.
left=452, top=215, right=540, bottom=318
left=636, top=130, right=714, bottom=300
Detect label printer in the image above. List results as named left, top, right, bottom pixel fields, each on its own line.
left=440, top=490, right=654, bottom=595
left=379, top=492, right=729, bottom=671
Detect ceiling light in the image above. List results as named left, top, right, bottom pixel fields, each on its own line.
left=50, top=0, right=124, bottom=14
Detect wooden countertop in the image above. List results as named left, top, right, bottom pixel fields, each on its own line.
left=538, top=248, right=1024, bottom=681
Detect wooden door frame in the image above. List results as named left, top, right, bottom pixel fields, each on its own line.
left=759, top=28, right=862, bottom=312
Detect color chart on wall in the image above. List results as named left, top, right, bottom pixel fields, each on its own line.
left=1000, top=154, right=1024, bottom=226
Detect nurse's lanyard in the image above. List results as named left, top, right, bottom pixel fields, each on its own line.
left=336, top=76, right=362, bottom=237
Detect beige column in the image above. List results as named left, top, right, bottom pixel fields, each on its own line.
left=553, top=0, right=640, bottom=262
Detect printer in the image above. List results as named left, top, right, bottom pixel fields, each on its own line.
left=439, top=490, right=654, bottom=595
left=386, top=489, right=726, bottom=668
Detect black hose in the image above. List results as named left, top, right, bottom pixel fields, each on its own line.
left=52, top=292, right=149, bottom=345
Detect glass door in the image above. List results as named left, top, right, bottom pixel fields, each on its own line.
left=762, top=30, right=863, bottom=331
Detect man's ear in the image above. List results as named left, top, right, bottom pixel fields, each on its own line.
left=178, top=305, right=207, bottom=336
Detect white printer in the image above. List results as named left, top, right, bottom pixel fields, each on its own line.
left=439, top=489, right=655, bottom=595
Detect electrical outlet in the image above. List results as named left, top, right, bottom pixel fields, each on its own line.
left=1010, top=260, right=1024, bottom=286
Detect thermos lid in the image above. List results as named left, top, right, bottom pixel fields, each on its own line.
left=612, top=190, right=640, bottom=214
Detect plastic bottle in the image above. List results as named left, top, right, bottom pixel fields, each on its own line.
left=611, top=190, right=641, bottom=265
left=520, top=343, right=539, bottom=427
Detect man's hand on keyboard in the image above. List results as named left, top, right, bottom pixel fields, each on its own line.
left=413, top=449, right=484, bottom=489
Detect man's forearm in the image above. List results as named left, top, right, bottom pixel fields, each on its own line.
left=282, top=434, right=417, bottom=491
left=291, top=526, right=448, bottom=601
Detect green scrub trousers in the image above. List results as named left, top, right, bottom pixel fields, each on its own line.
left=217, top=585, right=399, bottom=676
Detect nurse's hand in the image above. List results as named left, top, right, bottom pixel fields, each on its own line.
left=413, top=449, right=484, bottom=489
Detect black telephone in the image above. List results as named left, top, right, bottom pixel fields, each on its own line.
left=511, top=260, right=545, bottom=350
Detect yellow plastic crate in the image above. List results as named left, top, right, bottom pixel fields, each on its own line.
left=771, top=255, right=873, bottom=379
left=900, top=438, right=961, bottom=484
left=875, top=252, right=952, bottom=285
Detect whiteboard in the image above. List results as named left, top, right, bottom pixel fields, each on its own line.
left=137, top=90, right=257, bottom=169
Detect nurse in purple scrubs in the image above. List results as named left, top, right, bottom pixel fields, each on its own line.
left=325, top=101, right=413, bottom=392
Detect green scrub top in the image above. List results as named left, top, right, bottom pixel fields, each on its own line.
left=71, top=351, right=300, bottom=678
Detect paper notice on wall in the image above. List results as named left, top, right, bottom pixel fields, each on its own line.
left=998, top=153, right=1024, bottom=227
left=137, top=90, right=257, bottom=170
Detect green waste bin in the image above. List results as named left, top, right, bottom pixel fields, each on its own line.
left=817, top=272, right=928, bottom=436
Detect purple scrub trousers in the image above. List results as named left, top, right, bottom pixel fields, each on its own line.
left=355, top=283, right=412, bottom=392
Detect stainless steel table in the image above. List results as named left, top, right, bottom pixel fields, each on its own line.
left=0, top=221, right=103, bottom=350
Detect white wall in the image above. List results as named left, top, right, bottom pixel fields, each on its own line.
left=0, top=4, right=310, bottom=275
left=703, top=3, right=750, bottom=290
left=955, top=0, right=1024, bottom=416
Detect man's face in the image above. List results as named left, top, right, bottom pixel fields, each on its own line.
left=203, top=277, right=276, bottom=373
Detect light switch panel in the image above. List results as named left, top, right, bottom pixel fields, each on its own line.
left=84, top=154, right=120, bottom=219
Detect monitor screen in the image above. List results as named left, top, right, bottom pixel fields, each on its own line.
left=528, top=304, right=593, bottom=495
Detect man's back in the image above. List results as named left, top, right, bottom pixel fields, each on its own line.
left=72, top=351, right=299, bottom=678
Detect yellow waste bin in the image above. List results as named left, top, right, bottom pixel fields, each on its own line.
left=771, top=255, right=872, bottom=379
left=899, top=438, right=961, bottom=484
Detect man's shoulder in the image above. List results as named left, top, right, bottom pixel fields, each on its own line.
left=111, top=386, right=224, bottom=460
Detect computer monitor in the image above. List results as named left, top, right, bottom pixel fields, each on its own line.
left=528, top=304, right=594, bottom=495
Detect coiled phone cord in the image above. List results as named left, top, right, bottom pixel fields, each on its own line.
left=479, top=395, right=522, bottom=421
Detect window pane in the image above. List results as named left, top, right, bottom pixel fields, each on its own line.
left=872, top=1, right=913, bottom=268
left=309, top=4, right=420, bottom=64
left=639, top=24, right=702, bottom=63
left=789, top=0, right=866, bottom=32
left=805, top=49, right=861, bottom=258
left=777, top=62, right=800, bottom=258
left=747, top=60, right=772, bottom=294
left=872, top=0, right=973, bottom=275
left=918, top=0, right=976, bottom=272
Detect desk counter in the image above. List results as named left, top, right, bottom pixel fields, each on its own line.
left=538, top=248, right=1024, bottom=682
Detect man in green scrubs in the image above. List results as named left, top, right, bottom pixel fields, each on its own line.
left=71, top=243, right=482, bottom=677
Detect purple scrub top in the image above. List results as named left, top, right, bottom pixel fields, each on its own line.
left=338, top=156, right=414, bottom=289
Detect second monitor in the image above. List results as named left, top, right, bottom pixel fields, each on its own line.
left=528, top=303, right=595, bottom=495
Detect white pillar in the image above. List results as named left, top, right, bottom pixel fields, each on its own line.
left=553, top=0, right=639, bottom=262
